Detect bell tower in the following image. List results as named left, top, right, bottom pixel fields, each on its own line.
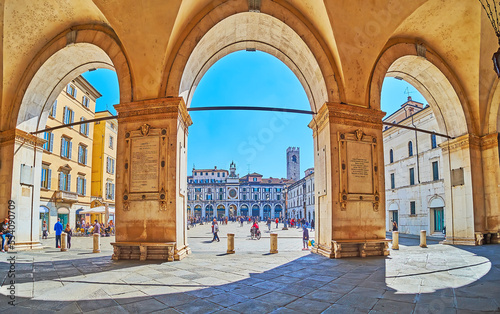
left=286, top=147, right=300, bottom=181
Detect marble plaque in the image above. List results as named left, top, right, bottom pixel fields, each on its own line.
left=130, top=137, right=160, bottom=192
left=347, top=141, right=372, bottom=194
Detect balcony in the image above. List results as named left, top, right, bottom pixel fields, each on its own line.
left=55, top=190, right=79, bottom=203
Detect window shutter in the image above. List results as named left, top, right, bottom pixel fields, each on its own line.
left=50, top=133, right=54, bottom=152
left=59, top=172, right=63, bottom=190
left=111, top=184, right=114, bottom=200
left=67, top=174, right=71, bottom=191
left=63, top=106, right=67, bottom=123
left=76, top=178, right=80, bottom=194
left=105, top=183, right=108, bottom=198
left=47, top=169, right=52, bottom=189
left=70, top=110, right=74, bottom=124
left=41, top=169, right=46, bottom=187
left=83, top=178, right=87, bottom=196
left=68, top=142, right=72, bottom=159
left=84, top=148, right=87, bottom=165
left=61, top=138, right=64, bottom=156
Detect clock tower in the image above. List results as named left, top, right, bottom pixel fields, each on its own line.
left=286, top=147, right=300, bottom=181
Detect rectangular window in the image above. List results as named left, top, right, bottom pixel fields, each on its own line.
left=219, top=195, right=223, bottom=200
left=58, top=172, right=71, bottom=191
left=264, top=188, right=270, bottom=192
left=49, top=100, right=57, bottom=118
left=276, top=188, right=281, bottom=192
left=206, top=194, right=212, bottom=200
left=80, top=117, right=89, bottom=136
left=105, top=182, right=115, bottom=200
left=60, top=137, right=72, bottom=159
left=217, top=172, right=220, bottom=177
left=207, top=188, right=211, bottom=193
left=82, top=95, right=90, bottom=108
left=62, top=107, right=74, bottom=127
left=76, top=176, right=87, bottom=195
left=66, top=84, right=77, bottom=97
left=253, top=188, right=259, bottom=192
left=253, top=178, right=257, bottom=182
left=242, top=188, right=246, bottom=192
left=41, top=166, right=51, bottom=189
left=254, top=194, right=258, bottom=200
left=390, top=173, right=395, bottom=189
left=432, top=161, right=439, bottom=181
left=106, top=157, right=115, bottom=174
left=431, top=134, right=437, bottom=149
left=109, top=136, right=114, bottom=149
left=195, top=188, right=201, bottom=192
left=78, top=145, right=88, bottom=165
left=409, top=168, right=415, bottom=186
left=277, top=195, right=281, bottom=200
left=219, top=188, right=223, bottom=192
left=222, top=173, right=225, bottom=177
left=43, top=132, right=54, bottom=152
left=243, top=195, right=246, bottom=200
left=410, top=201, right=416, bottom=215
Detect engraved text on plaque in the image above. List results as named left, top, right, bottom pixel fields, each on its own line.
left=347, top=142, right=373, bottom=194
left=130, top=137, right=160, bottom=192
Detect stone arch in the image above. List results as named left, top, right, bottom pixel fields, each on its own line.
left=161, top=0, right=343, bottom=112
left=369, top=40, right=471, bottom=138
left=10, top=25, right=133, bottom=133
left=486, top=80, right=500, bottom=135
left=429, top=195, right=445, bottom=208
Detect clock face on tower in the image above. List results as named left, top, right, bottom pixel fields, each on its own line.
left=229, top=189, right=237, bottom=198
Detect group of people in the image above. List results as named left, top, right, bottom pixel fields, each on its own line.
left=52, top=219, right=104, bottom=249
left=77, top=220, right=114, bottom=236
left=0, top=218, right=13, bottom=252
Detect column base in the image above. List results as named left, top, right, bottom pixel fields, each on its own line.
left=441, top=236, right=477, bottom=246
left=312, top=240, right=390, bottom=259
left=111, top=242, right=190, bottom=261
left=12, top=241, right=44, bottom=251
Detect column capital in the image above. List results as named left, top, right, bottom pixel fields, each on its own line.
left=115, top=97, right=193, bottom=128
left=309, top=103, right=385, bottom=136
left=0, top=128, right=46, bottom=148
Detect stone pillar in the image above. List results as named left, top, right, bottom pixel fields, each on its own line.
left=392, top=231, right=399, bottom=250
left=420, top=230, right=427, bottom=248
left=0, top=129, right=44, bottom=250
left=112, top=98, right=192, bottom=261
left=440, top=134, right=486, bottom=245
left=478, top=134, right=500, bottom=234
left=227, top=233, right=235, bottom=254
left=61, top=233, right=67, bottom=251
left=270, top=233, right=278, bottom=254
left=93, top=233, right=101, bottom=253
left=309, top=103, right=389, bottom=258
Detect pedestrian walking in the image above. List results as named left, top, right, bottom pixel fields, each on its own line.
left=0, top=218, right=13, bottom=252
left=392, top=221, right=398, bottom=231
left=267, top=217, right=271, bottom=231
left=42, top=220, right=48, bottom=239
left=64, top=223, right=72, bottom=249
left=93, top=220, right=101, bottom=235
left=302, top=226, right=309, bottom=250
left=311, top=219, right=315, bottom=231
left=54, top=218, right=63, bottom=248
left=212, top=222, right=220, bottom=242
left=275, top=217, right=279, bottom=228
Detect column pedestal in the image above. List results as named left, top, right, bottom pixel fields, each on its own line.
left=111, top=98, right=192, bottom=261
left=309, top=103, right=389, bottom=258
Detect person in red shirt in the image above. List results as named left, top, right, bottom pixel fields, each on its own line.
left=275, top=218, right=279, bottom=228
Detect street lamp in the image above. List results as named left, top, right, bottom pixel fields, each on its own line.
left=479, top=0, right=500, bottom=77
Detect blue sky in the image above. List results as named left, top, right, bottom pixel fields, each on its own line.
left=82, top=51, right=426, bottom=179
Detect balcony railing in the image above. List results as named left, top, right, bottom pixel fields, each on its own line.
left=56, top=190, right=78, bottom=203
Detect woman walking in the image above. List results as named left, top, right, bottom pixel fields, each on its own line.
left=64, top=223, right=73, bottom=249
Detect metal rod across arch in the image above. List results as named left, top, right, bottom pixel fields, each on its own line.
left=29, top=106, right=453, bottom=140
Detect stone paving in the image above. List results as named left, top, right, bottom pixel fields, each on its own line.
left=0, top=221, right=499, bottom=313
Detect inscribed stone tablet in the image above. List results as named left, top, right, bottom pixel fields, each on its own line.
left=130, top=137, right=160, bottom=192
left=347, top=141, right=373, bottom=194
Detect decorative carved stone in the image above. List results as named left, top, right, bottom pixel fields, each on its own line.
left=140, top=124, right=151, bottom=136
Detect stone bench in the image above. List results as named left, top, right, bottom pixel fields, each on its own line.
left=111, top=242, right=176, bottom=261
left=313, top=239, right=390, bottom=259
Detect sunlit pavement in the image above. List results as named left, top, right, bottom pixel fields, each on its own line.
left=0, top=222, right=499, bottom=313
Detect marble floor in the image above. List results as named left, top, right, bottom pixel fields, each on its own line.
left=0, top=222, right=499, bottom=313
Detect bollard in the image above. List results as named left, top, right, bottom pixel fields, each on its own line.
left=93, top=233, right=101, bottom=253
left=392, top=231, right=399, bottom=250
left=227, top=233, right=235, bottom=254
left=61, top=233, right=68, bottom=252
left=270, top=233, right=278, bottom=254
left=420, top=230, right=427, bottom=248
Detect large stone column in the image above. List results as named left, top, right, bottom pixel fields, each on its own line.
left=440, top=133, right=499, bottom=245
left=112, top=97, right=192, bottom=261
left=0, top=129, right=44, bottom=249
left=309, top=103, right=389, bottom=258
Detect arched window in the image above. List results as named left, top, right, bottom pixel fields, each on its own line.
left=408, top=141, right=413, bottom=157
left=389, top=149, right=394, bottom=163
left=431, top=134, right=437, bottom=149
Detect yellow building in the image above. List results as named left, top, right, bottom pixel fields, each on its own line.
left=91, top=110, right=117, bottom=223
left=39, top=76, right=101, bottom=233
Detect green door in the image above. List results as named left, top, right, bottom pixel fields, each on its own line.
left=58, top=214, right=68, bottom=227
left=392, top=211, right=398, bottom=226
left=434, top=208, right=444, bottom=232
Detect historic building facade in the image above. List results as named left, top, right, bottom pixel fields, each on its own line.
left=384, top=97, right=446, bottom=236
left=39, top=76, right=101, bottom=232
left=287, top=168, right=315, bottom=222
left=90, top=110, right=118, bottom=223
left=187, top=162, right=289, bottom=219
